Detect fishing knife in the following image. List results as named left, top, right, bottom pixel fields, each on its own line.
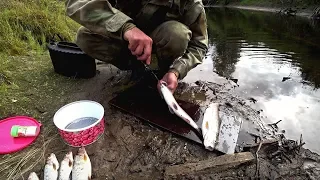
left=141, top=62, right=159, bottom=81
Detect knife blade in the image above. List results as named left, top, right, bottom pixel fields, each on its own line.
left=141, top=62, right=159, bottom=81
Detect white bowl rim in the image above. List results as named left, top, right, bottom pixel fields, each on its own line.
left=53, top=100, right=104, bottom=132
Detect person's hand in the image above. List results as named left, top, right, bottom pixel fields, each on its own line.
left=123, top=27, right=153, bottom=65
left=157, top=72, right=178, bottom=94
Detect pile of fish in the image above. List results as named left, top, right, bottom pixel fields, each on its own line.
left=27, top=147, right=91, bottom=180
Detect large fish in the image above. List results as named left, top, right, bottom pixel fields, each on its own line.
left=44, top=153, right=59, bottom=180
left=58, top=151, right=73, bottom=180
left=72, top=147, right=91, bottom=180
left=201, top=103, right=220, bottom=151
left=27, top=172, right=39, bottom=180
left=159, top=82, right=202, bottom=134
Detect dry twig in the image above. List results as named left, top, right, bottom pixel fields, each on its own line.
left=255, top=138, right=263, bottom=178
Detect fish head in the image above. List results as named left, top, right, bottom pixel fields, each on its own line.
left=159, top=81, right=172, bottom=95
left=27, top=172, right=39, bottom=180
left=75, top=147, right=89, bottom=163
left=78, top=147, right=87, bottom=156
left=63, top=151, right=73, bottom=167
left=65, top=151, right=73, bottom=161
left=46, top=153, right=59, bottom=170
left=73, top=147, right=92, bottom=179
left=159, top=81, right=168, bottom=89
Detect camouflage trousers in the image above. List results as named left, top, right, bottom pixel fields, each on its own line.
left=75, top=20, right=191, bottom=74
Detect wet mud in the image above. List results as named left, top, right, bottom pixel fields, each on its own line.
left=109, top=83, right=204, bottom=144
left=20, top=62, right=320, bottom=180
left=175, top=80, right=276, bottom=147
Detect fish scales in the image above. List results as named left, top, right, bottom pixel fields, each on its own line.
left=72, top=147, right=92, bottom=180
left=58, top=151, right=73, bottom=180
left=44, top=153, right=59, bottom=180
left=201, top=103, right=220, bottom=151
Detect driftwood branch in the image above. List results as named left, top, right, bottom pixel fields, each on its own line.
left=268, top=120, right=282, bottom=131
left=164, top=152, right=254, bottom=178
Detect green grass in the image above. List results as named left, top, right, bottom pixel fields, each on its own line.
left=0, top=0, right=83, bottom=120
left=0, top=52, right=88, bottom=179
left=0, top=2, right=85, bottom=177
left=0, top=53, right=84, bottom=121
left=0, top=0, right=80, bottom=55
left=0, top=0, right=82, bottom=119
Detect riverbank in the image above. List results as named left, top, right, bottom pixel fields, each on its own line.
left=204, top=0, right=320, bottom=19
left=1, top=1, right=320, bottom=179
left=1, top=55, right=320, bottom=179
left=222, top=5, right=317, bottom=18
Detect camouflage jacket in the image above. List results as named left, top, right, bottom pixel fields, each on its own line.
left=65, top=0, right=208, bottom=79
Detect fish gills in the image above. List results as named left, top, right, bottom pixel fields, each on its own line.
left=72, top=147, right=92, bottom=180
left=58, top=151, right=73, bottom=180
left=202, top=103, right=220, bottom=151
left=27, top=172, right=39, bottom=180
left=44, top=153, right=59, bottom=180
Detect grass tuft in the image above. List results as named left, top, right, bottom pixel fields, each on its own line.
left=0, top=0, right=80, bottom=55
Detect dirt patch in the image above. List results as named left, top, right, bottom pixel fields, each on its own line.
left=1, top=59, right=320, bottom=180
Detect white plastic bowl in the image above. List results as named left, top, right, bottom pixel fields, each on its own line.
left=53, top=100, right=105, bottom=147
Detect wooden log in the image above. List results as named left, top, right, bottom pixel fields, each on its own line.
left=164, top=152, right=254, bottom=178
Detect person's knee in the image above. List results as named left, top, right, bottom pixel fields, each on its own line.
left=152, top=21, right=192, bottom=59
left=74, top=26, right=117, bottom=59
left=75, top=26, right=135, bottom=70
left=75, top=26, right=92, bottom=53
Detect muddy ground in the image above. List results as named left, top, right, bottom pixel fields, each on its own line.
left=2, top=61, right=320, bottom=180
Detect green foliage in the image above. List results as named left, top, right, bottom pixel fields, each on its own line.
left=0, top=0, right=80, bottom=55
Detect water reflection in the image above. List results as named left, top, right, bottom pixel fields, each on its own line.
left=183, top=7, right=320, bottom=153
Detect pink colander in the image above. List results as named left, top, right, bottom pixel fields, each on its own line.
left=53, top=100, right=105, bottom=147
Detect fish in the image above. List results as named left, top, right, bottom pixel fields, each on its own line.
left=27, top=172, right=39, bottom=180
left=72, top=147, right=91, bottom=180
left=159, top=81, right=202, bottom=134
left=201, top=103, right=220, bottom=151
left=44, top=153, right=59, bottom=180
left=58, top=151, right=73, bottom=180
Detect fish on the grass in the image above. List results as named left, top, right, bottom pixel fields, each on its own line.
left=72, top=147, right=92, bottom=180
left=159, top=81, right=201, bottom=133
left=27, top=172, right=39, bottom=180
left=44, top=153, right=59, bottom=180
left=58, top=151, right=73, bottom=180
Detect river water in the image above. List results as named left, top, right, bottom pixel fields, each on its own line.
left=182, top=7, right=320, bottom=153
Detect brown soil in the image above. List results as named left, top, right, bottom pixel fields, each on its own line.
left=2, top=61, right=320, bottom=180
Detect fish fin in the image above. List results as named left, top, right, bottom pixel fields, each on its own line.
left=168, top=106, right=174, bottom=114
left=53, top=163, right=57, bottom=171
left=84, top=154, right=87, bottom=161
left=172, top=102, right=178, bottom=110
left=68, top=159, right=73, bottom=167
